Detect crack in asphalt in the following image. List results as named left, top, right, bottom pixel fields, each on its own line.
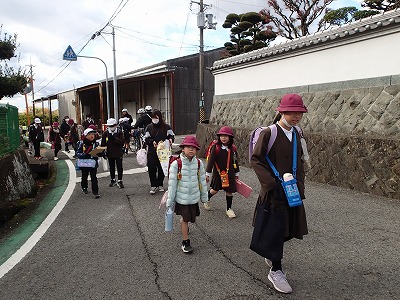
left=126, top=194, right=172, bottom=300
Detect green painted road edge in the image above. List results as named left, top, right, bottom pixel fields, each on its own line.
left=0, top=159, right=69, bottom=264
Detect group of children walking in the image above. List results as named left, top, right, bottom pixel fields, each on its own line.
left=165, top=93, right=309, bottom=295
left=47, top=94, right=308, bottom=294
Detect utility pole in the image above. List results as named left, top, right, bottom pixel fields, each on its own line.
left=112, top=25, right=118, bottom=120
left=29, top=64, right=35, bottom=117
left=193, top=0, right=216, bottom=122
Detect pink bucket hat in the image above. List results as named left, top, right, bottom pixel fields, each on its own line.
left=217, top=126, right=234, bottom=137
left=277, top=94, right=308, bottom=113
left=179, top=136, right=200, bottom=150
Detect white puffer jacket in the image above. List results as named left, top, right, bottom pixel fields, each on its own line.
left=166, top=154, right=208, bottom=207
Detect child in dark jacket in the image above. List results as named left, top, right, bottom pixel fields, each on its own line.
left=101, top=118, right=125, bottom=188
left=205, top=126, right=240, bottom=218
left=49, top=122, right=62, bottom=160
left=76, top=128, right=103, bottom=198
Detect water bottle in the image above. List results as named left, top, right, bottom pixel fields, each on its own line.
left=165, top=207, right=174, bottom=232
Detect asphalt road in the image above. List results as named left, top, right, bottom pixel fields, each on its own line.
left=0, top=142, right=399, bottom=300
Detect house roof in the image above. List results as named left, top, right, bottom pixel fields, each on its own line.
left=211, top=9, right=400, bottom=72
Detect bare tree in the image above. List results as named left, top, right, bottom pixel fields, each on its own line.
left=260, top=0, right=334, bottom=39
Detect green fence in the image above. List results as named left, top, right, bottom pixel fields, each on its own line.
left=0, top=104, right=20, bottom=157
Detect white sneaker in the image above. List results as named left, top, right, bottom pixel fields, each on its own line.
left=54, top=157, right=59, bottom=161
left=268, top=269, right=292, bottom=294
left=150, top=187, right=158, bottom=194
left=226, top=208, right=236, bottom=218
left=158, top=186, right=165, bottom=192
left=203, top=202, right=211, bottom=210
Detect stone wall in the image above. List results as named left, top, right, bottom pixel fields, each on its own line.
left=0, top=150, right=37, bottom=203
left=196, top=83, right=400, bottom=200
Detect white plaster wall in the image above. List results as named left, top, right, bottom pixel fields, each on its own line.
left=214, top=31, right=400, bottom=95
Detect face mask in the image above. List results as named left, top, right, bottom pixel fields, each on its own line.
left=152, top=118, right=159, bottom=124
left=65, top=119, right=69, bottom=123
left=109, top=126, right=117, bottom=132
left=53, top=129, right=60, bottom=133
left=281, top=115, right=292, bottom=128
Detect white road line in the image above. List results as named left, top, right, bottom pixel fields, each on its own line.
left=0, top=160, right=77, bottom=279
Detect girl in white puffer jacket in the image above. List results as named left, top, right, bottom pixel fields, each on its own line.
left=166, top=136, right=208, bottom=253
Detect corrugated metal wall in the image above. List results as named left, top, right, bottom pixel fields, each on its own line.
left=0, top=104, right=20, bottom=157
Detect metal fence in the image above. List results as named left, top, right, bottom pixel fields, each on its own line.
left=0, top=104, right=20, bottom=157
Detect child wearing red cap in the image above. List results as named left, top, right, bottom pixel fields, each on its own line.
left=205, top=126, right=240, bottom=218
left=251, top=93, right=308, bottom=294
left=166, top=136, right=208, bottom=253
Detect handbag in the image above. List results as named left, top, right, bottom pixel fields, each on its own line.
left=101, top=157, right=109, bottom=171
left=136, top=148, right=147, bottom=166
left=265, top=132, right=303, bottom=207
left=249, top=201, right=285, bottom=261
left=76, top=158, right=96, bottom=168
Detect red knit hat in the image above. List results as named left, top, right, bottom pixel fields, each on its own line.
left=52, top=122, right=60, bottom=127
left=179, top=136, right=200, bottom=150
left=217, top=126, right=234, bottom=137
left=277, top=94, right=308, bottom=113
left=67, top=119, right=74, bottom=125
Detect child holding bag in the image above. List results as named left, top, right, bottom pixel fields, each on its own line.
left=76, top=128, right=103, bottom=199
left=166, top=136, right=208, bottom=253
left=205, top=126, right=240, bottom=218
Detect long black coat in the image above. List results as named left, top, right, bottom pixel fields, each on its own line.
left=251, top=125, right=308, bottom=240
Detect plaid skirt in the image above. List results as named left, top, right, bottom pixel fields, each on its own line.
left=174, top=202, right=200, bottom=223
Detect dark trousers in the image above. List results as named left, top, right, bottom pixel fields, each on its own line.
left=33, top=141, right=41, bottom=157
left=64, top=141, right=69, bottom=151
left=147, top=153, right=164, bottom=187
left=108, top=157, right=123, bottom=181
left=81, top=168, right=99, bottom=194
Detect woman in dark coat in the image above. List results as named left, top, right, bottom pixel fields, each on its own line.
left=144, top=109, right=174, bottom=194
left=251, top=93, right=308, bottom=294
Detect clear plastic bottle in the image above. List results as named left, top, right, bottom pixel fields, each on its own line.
left=165, top=207, right=174, bottom=232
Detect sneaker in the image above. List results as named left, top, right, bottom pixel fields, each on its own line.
left=149, top=187, right=158, bottom=194
left=109, top=179, right=117, bottom=187
left=203, top=201, right=211, bottom=210
left=54, top=157, right=59, bottom=161
left=268, top=269, right=292, bottom=294
left=158, top=186, right=165, bottom=192
left=117, top=180, right=124, bottom=189
left=66, top=150, right=70, bottom=153
left=82, top=188, right=89, bottom=194
left=94, top=194, right=100, bottom=199
left=181, top=239, right=193, bottom=253
left=226, top=208, right=236, bottom=218
left=265, top=258, right=272, bottom=268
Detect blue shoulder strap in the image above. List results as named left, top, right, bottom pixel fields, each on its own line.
left=265, top=130, right=297, bottom=181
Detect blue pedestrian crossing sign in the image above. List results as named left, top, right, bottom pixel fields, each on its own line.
left=63, top=45, right=77, bottom=61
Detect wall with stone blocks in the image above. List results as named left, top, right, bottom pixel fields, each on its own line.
left=197, top=82, right=400, bottom=200
left=0, top=150, right=37, bottom=203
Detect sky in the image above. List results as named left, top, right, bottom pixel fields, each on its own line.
left=1, top=0, right=362, bottom=112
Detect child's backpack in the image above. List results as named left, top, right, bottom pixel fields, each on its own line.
left=205, top=140, right=237, bottom=161
left=248, top=124, right=309, bottom=163
left=168, top=155, right=200, bottom=180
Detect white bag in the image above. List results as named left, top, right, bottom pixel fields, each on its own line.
left=136, top=148, right=147, bottom=167
left=101, top=157, right=109, bottom=171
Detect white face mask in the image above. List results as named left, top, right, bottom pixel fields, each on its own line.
left=281, top=114, right=292, bottom=128
left=152, top=118, right=159, bottom=124
left=65, top=119, right=69, bottom=123
left=53, top=129, right=60, bottom=133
